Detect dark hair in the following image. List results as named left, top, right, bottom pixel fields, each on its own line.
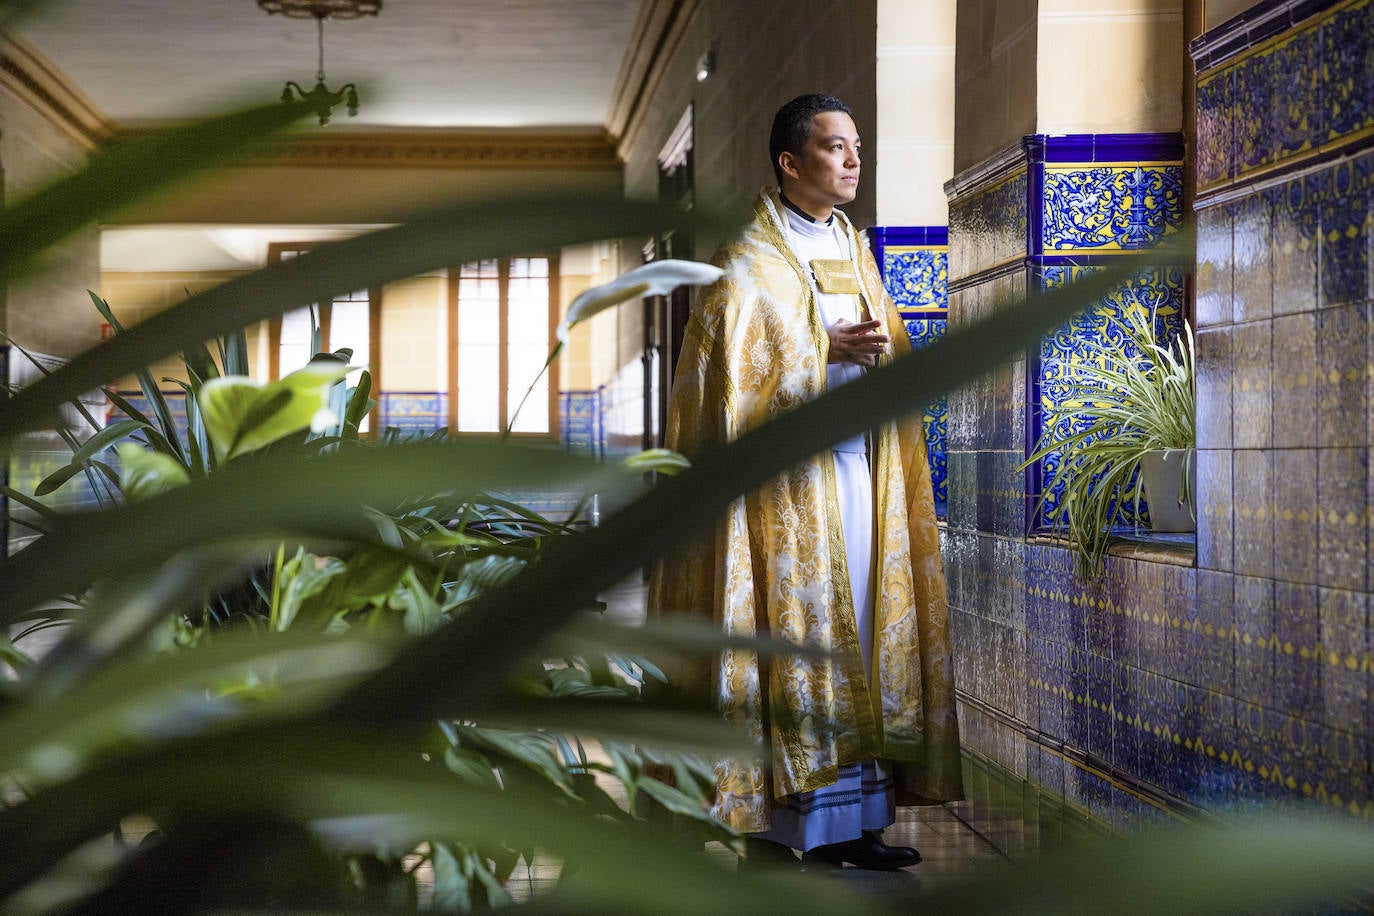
left=768, top=94, right=852, bottom=185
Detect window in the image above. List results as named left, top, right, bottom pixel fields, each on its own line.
left=448, top=255, right=558, bottom=436
left=267, top=244, right=380, bottom=433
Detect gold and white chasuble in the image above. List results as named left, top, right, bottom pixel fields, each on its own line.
left=649, top=190, right=963, bottom=834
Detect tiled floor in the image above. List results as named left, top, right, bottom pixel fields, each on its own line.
left=496, top=576, right=1014, bottom=904
left=501, top=802, right=1009, bottom=903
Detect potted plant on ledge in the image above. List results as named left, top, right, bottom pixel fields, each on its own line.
left=1020, top=305, right=1196, bottom=578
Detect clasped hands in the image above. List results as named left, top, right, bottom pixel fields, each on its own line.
left=826, top=318, right=890, bottom=367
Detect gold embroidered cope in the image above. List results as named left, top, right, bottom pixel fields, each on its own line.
left=649, top=190, right=963, bottom=834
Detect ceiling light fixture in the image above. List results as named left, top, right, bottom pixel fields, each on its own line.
left=258, top=0, right=380, bottom=19
left=695, top=48, right=714, bottom=82
left=258, top=0, right=381, bottom=125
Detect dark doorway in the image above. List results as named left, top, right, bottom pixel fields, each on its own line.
left=642, top=106, right=695, bottom=451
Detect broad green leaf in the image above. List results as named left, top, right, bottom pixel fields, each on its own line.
left=115, top=443, right=190, bottom=502
left=620, top=447, right=691, bottom=476
left=199, top=360, right=350, bottom=461
left=272, top=548, right=347, bottom=632
left=429, top=842, right=470, bottom=911
left=442, top=746, right=501, bottom=792
left=556, top=260, right=723, bottom=342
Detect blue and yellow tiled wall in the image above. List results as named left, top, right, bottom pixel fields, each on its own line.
left=945, top=0, right=1374, bottom=843
left=871, top=227, right=948, bottom=517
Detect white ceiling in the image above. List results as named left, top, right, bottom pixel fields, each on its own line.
left=15, top=0, right=643, bottom=128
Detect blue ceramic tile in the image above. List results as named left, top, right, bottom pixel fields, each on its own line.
left=1269, top=178, right=1321, bottom=315
left=1231, top=320, right=1273, bottom=450
left=946, top=450, right=976, bottom=530
left=1195, top=328, right=1234, bottom=451
left=1316, top=303, right=1369, bottom=448
left=1195, top=67, right=1233, bottom=187
left=1233, top=575, right=1277, bottom=706
left=1194, top=204, right=1233, bottom=328
left=883, top=247, right=948, bottom=312
left=1195, top=571, right=1236, bottom=695
left=1232, top=450, right=1275, bottom=579
left=1317, top=448, right=1369, bottom=591
left=1319, top=160, right=1371, bottom=308
left=1271, top=24, right=1325, bottom=158
left=1272, top=582, right=1323, bottom=722
left=1318, top=587, right=1370, bottom=734
left=1231, top=48, right=1276, bottom=174
left=1232, top=192, right=1273, bottom=321
left=1041, top=165, right=1184, bottom=252
left=1273, top=449, right=1319, bottom=585
left=1323, top=0, right=1374, bottom=144
left=1271, top=313, right=1318, bottom=448
left=1196, top=449, right=1233, bottom=572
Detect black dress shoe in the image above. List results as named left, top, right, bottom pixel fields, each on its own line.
left=801, top=830, right=922, bottom=871
left=738, top=837, right=801, bottom=874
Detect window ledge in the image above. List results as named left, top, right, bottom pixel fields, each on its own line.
left=1026, top=530, right=1196, bottom=567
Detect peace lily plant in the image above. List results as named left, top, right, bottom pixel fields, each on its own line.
left=1021, top=305, right=1196, bottom=579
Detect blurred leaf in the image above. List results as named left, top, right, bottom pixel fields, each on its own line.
left=0, top=440, right=621, bottom=624
left=199, top=360, right=350, bottom=461
left=115, top=443, right=190, bottom=502
left=0, top=196, right=744, bottom=441
left=910, top=814, right=1374, bottom=915
left=430, top=843, right=470, bottom=911
left=620, top=447, right=691, bottom=476
left=0, top=105, right=308, bottom=283
left=443, top=746, right=501, bottom=792
left=0, top=628, right=400, bottom=784
left=0, top=731, right=859, bottom=914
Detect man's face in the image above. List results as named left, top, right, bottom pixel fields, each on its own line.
left=780, top=110, right=861, bottom=209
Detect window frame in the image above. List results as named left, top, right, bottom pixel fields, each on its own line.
left=265, top=242, right=382, bottom=436
left=446, top=253, right=561, bottom=439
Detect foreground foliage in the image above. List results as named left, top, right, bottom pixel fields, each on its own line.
left=0, top=96, right=1367, bottom=916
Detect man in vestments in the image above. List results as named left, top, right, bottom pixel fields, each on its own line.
left=649, top=94, right=963, bottom=871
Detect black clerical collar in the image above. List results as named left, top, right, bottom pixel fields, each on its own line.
left=780, top=192, right=834, bottom=226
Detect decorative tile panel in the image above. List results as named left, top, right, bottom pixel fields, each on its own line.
left=560, top=389, right=600, bottom=456
left=1193, top=0, right=1374, bottom=193
left=377, top=391, right=446, bottom=433
left=871, top=227, right=950, bottom=518
left=1033, top=264, right=1187, bottom=526
left=1042, top=165, right=1185, bottom=251
left=947, top=170, right=1027, bottom=280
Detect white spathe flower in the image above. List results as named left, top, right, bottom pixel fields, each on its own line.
left=556, top=259, right=723, bottom=342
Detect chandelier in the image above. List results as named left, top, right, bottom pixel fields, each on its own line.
left=258, top=0, right=380, bottom=18
left=258, top=0, right=381, bottom=125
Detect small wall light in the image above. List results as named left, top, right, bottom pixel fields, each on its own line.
left=695, top=48, right=714, bottom=82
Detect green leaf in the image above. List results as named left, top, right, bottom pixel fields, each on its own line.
left=453, top=726, right=571, bottom=792
left=442, top=746, right=501, bottom=792
left=429, top=843, right=470, bottom=911
left=199, top=360, right=351, bottom=461
left=115, top=443, right=191, bottom=502
left=636, top=776, right=712, bottom=821
left=620, top=447, right=691, bottom=476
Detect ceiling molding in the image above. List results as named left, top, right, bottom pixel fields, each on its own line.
left=0, top=29, right=115, bottom=150
left=116, top=128, right=622, bottom=171
left=605, top=0, right=700, bottom=155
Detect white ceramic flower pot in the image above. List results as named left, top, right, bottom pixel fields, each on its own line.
left=1139, top=448, right=1196, bottom=533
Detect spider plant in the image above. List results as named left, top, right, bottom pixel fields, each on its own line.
left=1020, top=304, right=1196, bottom=578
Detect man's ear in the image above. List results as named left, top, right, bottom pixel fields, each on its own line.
left=778, top=150, right=802, bottom=181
